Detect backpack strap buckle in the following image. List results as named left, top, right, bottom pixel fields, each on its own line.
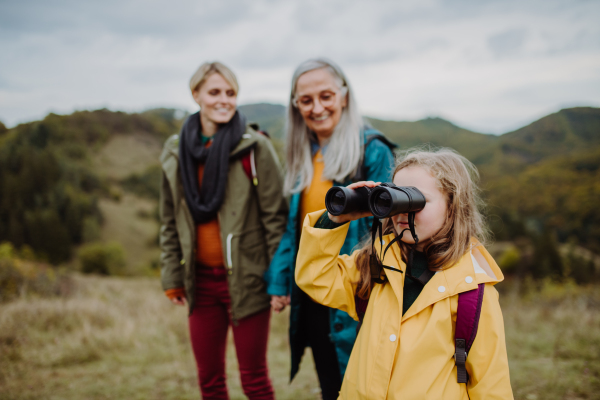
left=454, top=338, right=468, bottom=383
left=454, top=283, right=485, bottom=384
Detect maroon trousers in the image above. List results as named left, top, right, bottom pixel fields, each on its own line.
left=188, top=267, right=274, bottom=400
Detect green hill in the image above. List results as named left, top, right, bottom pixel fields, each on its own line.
left=238, top=103, right=286, bottom=140
left=367, top=116, right=499, bottom=164
left=368, top=107, right=600, bottom=255
left=483, top=107, right=600, bottom=176
left=0, top=108, right=184, bottom=267
left=500, top=107, right=600, bottom=159
left=1, top=105, right=598, bottom=279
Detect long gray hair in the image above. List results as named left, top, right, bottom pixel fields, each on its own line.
left=283, top=58, right=364, bottom=195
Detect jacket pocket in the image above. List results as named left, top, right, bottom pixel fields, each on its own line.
left=237, top=227, right=269, bottom=288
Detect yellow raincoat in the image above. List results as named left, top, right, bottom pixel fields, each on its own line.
left=295, top=211, right=513, bottom=400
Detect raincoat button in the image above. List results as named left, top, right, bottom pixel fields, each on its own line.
left=334, top=323, right=343, bottom=332
left=465, top=276, right=473, bottom=283
left=438, top=286, right=446, bottom=293
left=389, top=334, right=397, bottom=342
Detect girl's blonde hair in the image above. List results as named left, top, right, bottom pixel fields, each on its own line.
left=355, top=147, right=490, bottom=299
left=283, top=58, right=364, bottom=195
left=189, top=61, right=239, bottom=95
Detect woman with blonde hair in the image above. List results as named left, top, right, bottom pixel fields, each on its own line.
left=264, top=58, right=396, bottom=400
left=160, top=61, right=288, bottom=399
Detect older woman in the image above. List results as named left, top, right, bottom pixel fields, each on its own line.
left=160, top=61, right=287, bottom=400
left=264, top=58, right=396, bottom=400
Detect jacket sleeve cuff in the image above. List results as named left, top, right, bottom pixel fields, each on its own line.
left=315, top=211, right=347, bottom=229
left=266, top=284, right=289, bottom=296
left=164, top=287, right=186, bottom=300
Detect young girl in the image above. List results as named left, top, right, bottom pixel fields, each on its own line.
left=295, top=148, right=513, bottom=400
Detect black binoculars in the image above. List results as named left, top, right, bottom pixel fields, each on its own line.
left=325, top=183, right=426, bottom=219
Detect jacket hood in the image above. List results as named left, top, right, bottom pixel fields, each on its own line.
left=363, top=128, right=398, bottom=149
left=377, top=234, right=504, bottom=322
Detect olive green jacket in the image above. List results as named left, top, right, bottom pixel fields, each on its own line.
left=159, top=125, right=288, bottom=320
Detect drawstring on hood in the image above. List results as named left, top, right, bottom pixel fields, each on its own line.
left=370, top=212, right=427, bottom=285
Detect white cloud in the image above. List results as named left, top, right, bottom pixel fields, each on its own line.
left=0, top=0, right=599, bottom=133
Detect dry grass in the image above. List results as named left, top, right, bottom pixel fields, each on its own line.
left=0, top=275, right=599, bottom=399
left=0, top=275, right=320, bottom=400
left=92, top=133, right=162, bottom=180
left=97, top=194, right=161, bottom=273
left=85, top=131, right=163, bottom=274
left=501, top=279, right=600, bottom=400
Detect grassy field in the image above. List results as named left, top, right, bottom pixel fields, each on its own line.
left=96, top=194, right=161, bottom=273
left=90, top=131, right=164, bottom=275
left=0, top=275, right=319, bottom=400
left=0, top=275, right=599, bottom=400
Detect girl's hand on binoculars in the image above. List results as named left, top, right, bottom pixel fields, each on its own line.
left=347, top=180, right=381, bottom=190
left=327, top=181, right=380, bottom=224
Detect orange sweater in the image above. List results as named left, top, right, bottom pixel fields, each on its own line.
left=300, top=149, right=333, bottom=225
left=166, top=140, right=224, bottom=300
left=194, top=160, right=225, bottom=268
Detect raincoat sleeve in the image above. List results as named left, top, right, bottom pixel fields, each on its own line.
left=295, top=210, right=361, bottom=320
left=465, top=284, right=514, bottom=399
left=159, top=169, right=184, bottom=291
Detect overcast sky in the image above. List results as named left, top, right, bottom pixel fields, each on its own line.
left=1, top=0, right=599, bottom=134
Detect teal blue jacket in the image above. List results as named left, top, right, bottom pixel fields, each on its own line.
left=264, top=128, right=396, bottom=381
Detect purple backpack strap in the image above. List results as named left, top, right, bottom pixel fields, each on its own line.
left=455, top=283, right=485, bottom=383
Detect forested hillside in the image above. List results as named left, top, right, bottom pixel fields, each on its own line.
left=374, top=108, right=600, bottom=278
left=0, top=105, right=598, bottom=281
left=368, top=116, right=499, bottom=163
left=0, top=109, right=184, bottom=266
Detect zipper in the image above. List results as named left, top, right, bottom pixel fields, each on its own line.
left=226, top=233, right=233, bottom=273
left=217, top=213, right=233, bottom=276
left=250, top=148, right=258, bottom=186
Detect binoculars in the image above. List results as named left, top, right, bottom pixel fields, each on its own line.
left=325, top=183, right=426, bottom=219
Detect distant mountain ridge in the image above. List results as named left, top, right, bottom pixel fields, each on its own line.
left=238, top=103, right=599, bottom=172
left=0, top=105, right=598, bottom=270
left=366, top=116, right=499, bottom=165
left=229, top=104, right=600, bottom=254
left=238, top=103, right=286, bottom=140
left=487, top=107, right=600, bottom=173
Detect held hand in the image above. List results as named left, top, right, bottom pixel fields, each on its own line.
left=170, top=296, right=186, bottom=306
left=271, top=295, right=291, bottom=313
left=328, top=181, right=380, bottom=224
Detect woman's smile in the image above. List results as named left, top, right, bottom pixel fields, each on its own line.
left=213, top=107, right=233, bottom=115
left=311, top=112, right=331, bottom=122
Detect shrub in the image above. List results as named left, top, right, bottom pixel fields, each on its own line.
left=562, top=244, right=599, bottom=284
left=120, top=164, right=161, bottom=200
left=0, top=258, right=25, bottom=302
left=0, top=242, right=72, bottom=303
left=79, top=242, right=126, bottom=275
left=498, top=245, right=521, bottom=274
left=82, top=216, right=101, bottom=242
